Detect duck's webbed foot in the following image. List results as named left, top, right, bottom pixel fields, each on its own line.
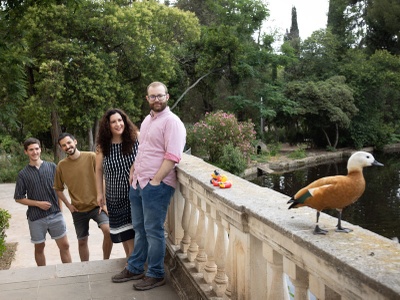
left=335, top=226, right=353, bottom=233
left=335, top=210, right=353, bottom=233
left=313, top=225, right=328, bottom=235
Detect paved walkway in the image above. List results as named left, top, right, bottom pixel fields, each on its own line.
left=0, top=183, right=180, bottom=299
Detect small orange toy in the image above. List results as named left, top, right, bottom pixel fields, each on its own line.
left=210, top=170, right=232, bottom=188
left=219, top=181, right=232, bottom=189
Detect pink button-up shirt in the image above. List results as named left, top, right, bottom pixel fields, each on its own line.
left=132, top=106, right=186, bottom=189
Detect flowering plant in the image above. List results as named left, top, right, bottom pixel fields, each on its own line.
left=187, top=110, right=256, bottom=164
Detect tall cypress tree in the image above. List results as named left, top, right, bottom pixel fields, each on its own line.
left=284, top=6, right=300, bottom=54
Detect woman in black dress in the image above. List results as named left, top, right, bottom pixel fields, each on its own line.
left=95, top=108, right=139, bottom=257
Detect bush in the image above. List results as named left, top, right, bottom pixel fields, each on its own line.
left=0, top=136, right=26, bottom=183
left=217, top=143, right=247, bottom=175
left=0, top=208, right=11, bottom=257
left=187, top=111, right=256, bottom=164
left=267, top=142, right=281, bottom=157
left=288, top=145, right=307, bottom=159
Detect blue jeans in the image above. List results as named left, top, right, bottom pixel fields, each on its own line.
left=127, top=182, right=175, bottom=278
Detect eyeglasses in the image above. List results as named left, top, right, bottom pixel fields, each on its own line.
left=147, top=94, right=166, bottom=101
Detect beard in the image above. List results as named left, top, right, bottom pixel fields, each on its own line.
left=150, top=101, right=167, bottom=112
left=66, top=147, right=76, bottom=156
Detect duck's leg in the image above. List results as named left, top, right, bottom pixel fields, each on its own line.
left=335, top=209, right=353, bottom=233
left=313, top=211, right=328, bottom=235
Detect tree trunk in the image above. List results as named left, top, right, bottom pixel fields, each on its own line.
left=333, top=123, right=339, bottom=149
left=88, top=127, right=94, bottom=152
left=321, top=128, right=332, bottom=148
left=50, top=110, right=64, bottom=162
left=92, top=119, right=99, bottom=151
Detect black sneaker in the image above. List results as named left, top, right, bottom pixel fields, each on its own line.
left=111, top=268, right=144, bottom=283
left=134, top=276, right=166, bottom=290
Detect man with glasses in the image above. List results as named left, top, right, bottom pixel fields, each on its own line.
left=112, top=81, right=186, bottom=291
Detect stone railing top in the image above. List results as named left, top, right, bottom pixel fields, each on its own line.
left=176, top=153, right=400, bottom=298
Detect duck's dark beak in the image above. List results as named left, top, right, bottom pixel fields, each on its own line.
left=372, top=160, right=384, bottom=167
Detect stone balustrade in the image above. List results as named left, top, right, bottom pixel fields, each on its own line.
left=165, top=153, right=400, bottom=300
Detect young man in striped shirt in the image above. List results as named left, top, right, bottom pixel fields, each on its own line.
left=14, top=138, right=72, bottom=266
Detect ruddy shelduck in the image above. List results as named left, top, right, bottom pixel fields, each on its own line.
left=287, top=151, right=383, bottom=234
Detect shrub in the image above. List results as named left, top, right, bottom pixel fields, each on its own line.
left=217, top=143, right=247, bottom=175
left=187, top=111, right=256, bottom=164
left=0, top=208, right=11, bottom=257
left=0, top=136, right=26, bottom=183
left=288, top=145, right=307, bottom=159
left=267, top=142, right=281, bottom=157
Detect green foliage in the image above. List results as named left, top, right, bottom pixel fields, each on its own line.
left=187, top=110, right=256, bottom=163
left=10, top=0, right=200, bottom=141
left=2, top=0, right=400, bottom=154
left=0, top=208, right=11, bottom=257
left=366, top=0, right=400, bottom=55
left=0, top=136, right=26, bottom=183
left=216, top=143, right=247, bottom=175
left=285, top=76, right=357, bottom=148
left=341, top=49, right=400, bottom=148
left=288, top=145, right=307, bottom=159
left=287, top=29, right=342, bottom=82
left=267, top=143, right=281, bottom=157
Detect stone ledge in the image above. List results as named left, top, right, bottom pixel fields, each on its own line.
left=261, top=147, right=378, bottom=173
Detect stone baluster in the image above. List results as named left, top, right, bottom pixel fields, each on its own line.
left=212, top=217, right=229, bottom=297
left=283, top=257, right=309, bottom=300
left=309, top=274, right=341, bottom=300
left=195, top=198, right=207, bottom=272
left=187, top=194, right=199, bottom=262
left=166, top=182, right=184, bottom=245
left=263, top=243, right=284, bottom=300
left=203, top=206, right=217, bottom=283
left=223, top=232, right=233, bottom=300
left=179, top=185, right=191, bottom=253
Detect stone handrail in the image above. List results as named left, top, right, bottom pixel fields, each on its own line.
left=166, top=153, right=400, bottom=299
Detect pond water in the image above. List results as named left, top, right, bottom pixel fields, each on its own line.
left=251, top=151, right=400, bottom=240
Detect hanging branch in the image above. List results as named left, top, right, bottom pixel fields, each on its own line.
left=170, top=70, right=216, bottom=111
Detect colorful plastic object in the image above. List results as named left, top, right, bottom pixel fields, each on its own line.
left=210, top=170, right=232, bottom=189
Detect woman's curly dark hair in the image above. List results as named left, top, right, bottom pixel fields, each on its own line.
left=96, top=108, right=139, bottom=157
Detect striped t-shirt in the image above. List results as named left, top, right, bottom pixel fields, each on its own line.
left=14, top=161, right=60, bottom=221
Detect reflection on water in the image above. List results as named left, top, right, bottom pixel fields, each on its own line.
left=251, top=151, right=400, bottom=240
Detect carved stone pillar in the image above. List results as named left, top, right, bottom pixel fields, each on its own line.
left=283, top=257, right=309, bottom=300
left=204, top=206, right=217, bottom=283
left=212, top=218, right=229, bottom=297
left=263, top=243, right=284, bottom=300
left=195, top=202, right=207, bottom=272
left=223, top=233, right=233, bottom=300
left=187, top=195, right=199, bottom=262
left=179, top=186, right=191, bottom=253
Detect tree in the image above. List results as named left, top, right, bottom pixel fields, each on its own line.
left=365, top=0, right=400, bottom=54
left=285, top=76, right=357, bottom=149
left=285, top=29, right=343, bottom=82
left=174, top=0, right=277, bottom=125
left=340, top=48, right=400, bottom=148
left=12, top=0, right=200, bottom=156
left=284, top=6, right=300, bottom=55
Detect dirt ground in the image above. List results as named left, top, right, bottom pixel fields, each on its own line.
left=0, top=242, right=17, bottom=270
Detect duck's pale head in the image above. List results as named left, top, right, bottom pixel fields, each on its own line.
left=347, top=151, right=384, bottom=172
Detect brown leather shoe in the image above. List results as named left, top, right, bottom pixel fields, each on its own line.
left=111, top=268, right=144, bottom=283
left=134, top=276, right=166, bottom=290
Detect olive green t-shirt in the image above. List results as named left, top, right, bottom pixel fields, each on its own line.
left=54, top=151, right=98, bottom=212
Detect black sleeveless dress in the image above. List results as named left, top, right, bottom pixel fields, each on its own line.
left=103, top=142, right=138, bottom=243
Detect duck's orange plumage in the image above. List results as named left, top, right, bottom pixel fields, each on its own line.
left=287, top=151, right=383, bottom=234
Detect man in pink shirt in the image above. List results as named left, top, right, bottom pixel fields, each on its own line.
left=112, top=81, right=186, bottom=291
